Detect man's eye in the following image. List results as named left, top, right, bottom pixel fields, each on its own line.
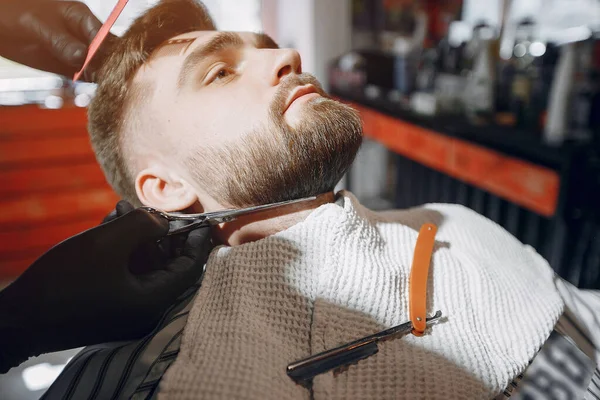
left=208, top=67, right=234, bottom=84
left=216, top=69, right=230, bottom=79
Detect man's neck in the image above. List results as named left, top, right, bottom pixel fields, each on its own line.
left=212, top=192, right=335, bottom=246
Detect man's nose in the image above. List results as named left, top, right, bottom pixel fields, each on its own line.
left=269, top=48, right=302, bottom=86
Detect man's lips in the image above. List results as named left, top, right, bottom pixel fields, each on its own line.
left=284, top=84, right=320, bottom=113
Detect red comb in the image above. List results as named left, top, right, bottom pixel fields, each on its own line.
left=73, top=0, right=130, bottom=82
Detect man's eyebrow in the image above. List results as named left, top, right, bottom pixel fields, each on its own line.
left=178, top=32, right=244, bottom=88
left=255, top=33, right=279, bottom=49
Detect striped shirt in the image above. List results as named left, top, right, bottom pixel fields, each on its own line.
left=41, top=283, right=200, bottom=400
left=42, top=279, right=600, bottom=400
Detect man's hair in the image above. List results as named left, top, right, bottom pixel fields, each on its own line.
left=88, top=0, right=215, bottom=204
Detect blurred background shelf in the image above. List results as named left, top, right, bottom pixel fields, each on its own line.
left=0, top=106, right=118, bottom=278
left=334, top=89, right=600, bottom=289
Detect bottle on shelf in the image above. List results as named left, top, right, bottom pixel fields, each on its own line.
left=569, top=38, right=598, bottom=141
left=425, top=21, right=469, bottom=116
left=464, top=23, right=496, bottom=124
left=545, top=42, right=577, bottom=145
left=508, top=19, right=537, bottom=131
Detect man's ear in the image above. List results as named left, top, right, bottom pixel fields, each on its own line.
left=135, top=166, right=198, bottom=211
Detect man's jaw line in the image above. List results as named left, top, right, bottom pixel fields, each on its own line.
left=211, top=191, right=335, bottom=246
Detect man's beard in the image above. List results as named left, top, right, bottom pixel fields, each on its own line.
left=187, top=73, right=363, bottom=208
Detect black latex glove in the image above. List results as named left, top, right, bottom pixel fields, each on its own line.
left=0, top=0, right=114, bottom=80
left=0, top=202, right=212, bottom=373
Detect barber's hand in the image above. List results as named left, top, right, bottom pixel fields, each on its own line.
left=0, top=0, right=114, bottom=80
left=0, top=202, right=212, bottom=373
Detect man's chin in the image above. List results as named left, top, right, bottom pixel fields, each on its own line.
left=284, top=96, right=323, bottom=125
left=284, top=96, right=336, bottom=127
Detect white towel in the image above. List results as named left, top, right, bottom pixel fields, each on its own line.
left=159, top=191, right=563, bottom=399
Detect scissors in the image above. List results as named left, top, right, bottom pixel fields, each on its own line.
left=140, top=196, right=317, bottom=235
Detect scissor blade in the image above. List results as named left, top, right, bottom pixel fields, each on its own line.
left=147, top=195, right=320, bottom=235
left=162, top=195, right=319, bottom=224
left=201, top=195, right=319, bottom=224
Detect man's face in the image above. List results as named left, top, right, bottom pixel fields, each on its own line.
left=132, top=30, right=362, bottom=211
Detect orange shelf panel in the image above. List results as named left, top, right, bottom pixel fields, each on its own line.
left=0, top=105, right=88, bottom=138
left=0, top=135, right=95, bottom=165
left=370, top=112, right=453, bottom=172
left=350, top=103, right=560, bottom=217
left=1, top=255, right=40, bottom=279
left=0, top=215, right=104, bottom=255
left=0, top=106, right=119, bottom=279
left=0, top=162, right=107, bottom=195
left=0, top=187, right=119, bottom=228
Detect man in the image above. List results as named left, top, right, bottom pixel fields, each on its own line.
left=43, top=0, right=600, bottom=399
left=0, top=0, right=212, bottom=375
